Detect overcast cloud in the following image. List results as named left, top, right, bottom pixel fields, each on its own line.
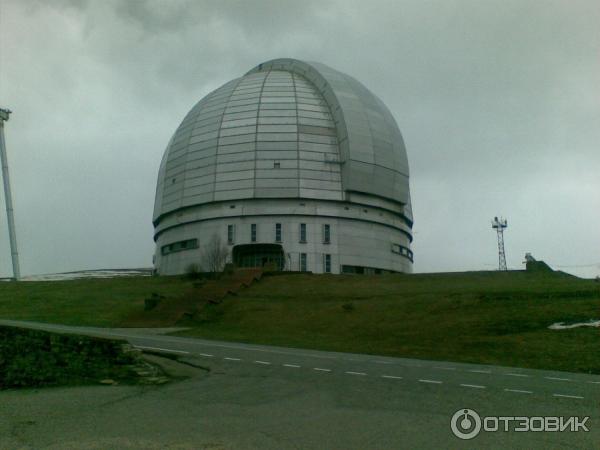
left=0, top=0, right=598, bottom=278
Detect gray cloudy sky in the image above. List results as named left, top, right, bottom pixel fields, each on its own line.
left=0, top=0, right=598, bottom=278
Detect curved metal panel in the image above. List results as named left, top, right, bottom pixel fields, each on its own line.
left=246, top=59, right=412, bottom=222
left=154, top=67, right=345, bottom=223
left=155, top=58, right=412, bottom=229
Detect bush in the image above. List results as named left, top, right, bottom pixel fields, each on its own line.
left=342, top=302, right=355, bottom=312
left=144, top=293, right=165, bottom=311
left=185, top=263, right=202, bottom=279
left=223, top=263, right=235, bottom=275
left=0, top=327, right=138, bottom=389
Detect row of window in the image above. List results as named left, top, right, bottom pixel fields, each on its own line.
left=341, top=265, right=391, bottom=275
left=161, top=238, right=199, bottom=255
left=227, top=223, right=331, bottom=245
left=161, top=239, right=331, bottom=273
left=391, top=243, right=414, bottom=262
left=299, top=253, right=331, bottom=273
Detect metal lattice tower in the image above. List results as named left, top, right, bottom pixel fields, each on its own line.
left=491, top=217, right=508, bottom=271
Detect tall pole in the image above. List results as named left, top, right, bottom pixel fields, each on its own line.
left=0, top=108, right=21, bottom=280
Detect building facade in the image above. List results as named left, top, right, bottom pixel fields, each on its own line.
left=153, top=58, right=413, bottom=275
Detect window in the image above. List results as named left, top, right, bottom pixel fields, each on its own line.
left=251, top=224, right=257, bottom=242
left=299, top=223, right=307, bottom=243
left=161, top=238, right=199, bottom=255
left=324, top=254, right=331, bottom=273
left=275, top=223, right=282, bottom=242
left=227, top=224, right=235, bottom=245
left=323, top=224, right=331, bottom=244
left=273, top=161, right=281, bottom=169
left=391, top=243, right=413, bottom=262
left=300, top=253, right=307, bottom=271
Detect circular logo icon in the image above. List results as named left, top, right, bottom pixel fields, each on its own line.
left=451, top=408, right=482, bottom=440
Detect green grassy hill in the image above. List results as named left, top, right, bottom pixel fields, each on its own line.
left=177, top=271, right=600, bottom=373
left=0, top=276, right=193, bottom=326
left=0, top=270, right=598, bottom=373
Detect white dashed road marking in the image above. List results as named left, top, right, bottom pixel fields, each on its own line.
left=553, top=394, right=584, bottom=399
left=134, top=345, right=190, bottom=355
left=133, top=338, right=595, bottom=400
left=504, top=389, right=533, bottom=394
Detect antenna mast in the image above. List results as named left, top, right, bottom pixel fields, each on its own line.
left=491, top=216, right=508, bottom=271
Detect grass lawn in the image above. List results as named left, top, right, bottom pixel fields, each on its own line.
left=0, top=276, right=193, bottom=327
left=0, top=270, right=598, bottom=373
left=178, top=270, right=600, bottom=374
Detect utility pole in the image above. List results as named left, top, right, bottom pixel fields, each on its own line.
left=0, top=108, right=21, bottom=280
left=491, top=216, right=508, bottom=271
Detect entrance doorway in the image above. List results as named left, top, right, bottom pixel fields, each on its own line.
left=232, top=244, right=285, bottom=270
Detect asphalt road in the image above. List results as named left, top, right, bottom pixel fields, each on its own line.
left=0, top=320, right=598, bottom=449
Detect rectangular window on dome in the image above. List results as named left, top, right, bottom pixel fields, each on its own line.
left=300, top=253, right=307, bottom=272
left=391, top=243, right=413, bottom=262
left=275, top=223, right=282, bottom=243
left=228, top=225, right=235, bottom=245
left=299, top=223, right=307, bottom=243
left=251, top=224, right=257, bottom=243
left=324, top=254, right=332, bottom=273
left=161, top=239, right=199, bottom=255
left=323, top=224, right=331, bottom=244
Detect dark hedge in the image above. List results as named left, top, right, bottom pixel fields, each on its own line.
left=0, top=326, right=138, bottom=389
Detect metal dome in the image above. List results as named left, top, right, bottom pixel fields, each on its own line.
left=153, top=58, right=412, bottom=226
left=153, top=59, right=413, bottom=275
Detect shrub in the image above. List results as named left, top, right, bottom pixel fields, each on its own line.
left=144, top=293, right=165, bottom=311
left=185, top=263, right=202, bottom=279
left=342, top=302, right=355, bottom=312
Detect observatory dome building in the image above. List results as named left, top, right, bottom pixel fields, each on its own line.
left=153, top=58, right=413, bottom=275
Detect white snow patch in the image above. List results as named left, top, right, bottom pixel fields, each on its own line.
left=548, top=320, right=600, bottom=330
left=18, top=269, right=153, bottom=282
